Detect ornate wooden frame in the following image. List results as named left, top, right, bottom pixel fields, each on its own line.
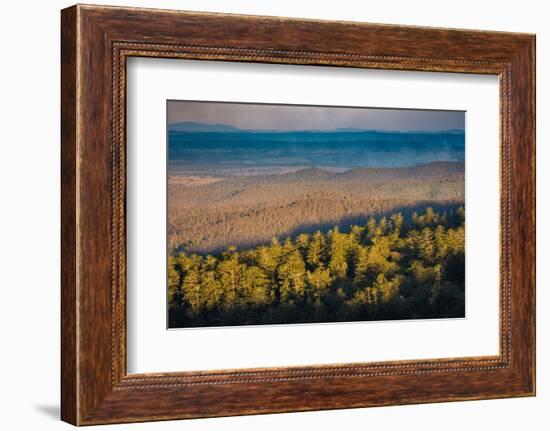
left=61, top=4, right=535, bottom=425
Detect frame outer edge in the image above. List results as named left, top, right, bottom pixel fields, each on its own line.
left=506, top=35, right=536, bottom=396
left=531, top=34, right=536, bottom=396
left=61, top=5, right=79, bottom=426
left=522, top=34, right=536, bottom=395
left=526, top=35, right=536, bottom=395
left=61, top=4, right=536, bottom=425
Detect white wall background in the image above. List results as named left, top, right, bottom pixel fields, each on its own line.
left=0, top=0, right=546, bottom=429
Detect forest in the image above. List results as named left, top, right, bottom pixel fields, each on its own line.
left=168, top=206, right=465, bottom=328
left=168, top=162, right=465, bottom=254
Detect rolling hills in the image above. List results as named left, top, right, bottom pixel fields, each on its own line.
left=168, top=161, right=465, bottom=254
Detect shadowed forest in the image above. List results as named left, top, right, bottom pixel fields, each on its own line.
left=168, top=206, right=465, bottom=328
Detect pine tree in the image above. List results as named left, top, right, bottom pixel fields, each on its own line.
left=353, top=246, right=370, bottom=289
left=182, top=266, right=202, bottom=315
left=240, top=266, right=269, bottom=307
left=378, top=216, right=388, bottom=235
left=429, top=263, right=442, bottom=304
left=418, top=227, right=435, bottom=262
left=306, top=266, right=332, bottom=300
left=412, top=212, right=420, bottom=229
left=282, top=237, right=295, bottom=254
left=390, top=212, right=404, bottom=235
left=434, top=225, right=448, bottom=260
left=278, top=250, right=307, bottom=302
left=350, top=225, right=364, bottom=243
left=167, top=256, right=181, bottom=305
left=424, top=207, right=437, bottom=227
left=328, top=227, right=348, bottom=280
left=306, top=230, right=326, bottom=269
left=201, top=270, right=222, bottom=311
left=366, top=216, right=377, bottom=242
left=296, top=233, right=310, bottom=257
left=377, top=274, right=401, bottom=304
left=218, top=253, right=241, bottom=308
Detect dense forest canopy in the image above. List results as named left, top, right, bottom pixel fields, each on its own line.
left=168, top=206, right=465, bottom=328
left=168, top=162, right=465, bottom=254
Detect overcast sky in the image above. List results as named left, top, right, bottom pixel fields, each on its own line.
left=167, top=100, right=465, bottom=132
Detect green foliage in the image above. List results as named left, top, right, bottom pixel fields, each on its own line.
left=168, top=207, right=465, bottom=327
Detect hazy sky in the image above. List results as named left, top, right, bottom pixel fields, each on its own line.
left=167, top=100, right=465, bottom=132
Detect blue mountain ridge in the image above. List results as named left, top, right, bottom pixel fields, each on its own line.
left=168, top=121, right=465, bottom=135
left=167, top=122, right=465, bottom=169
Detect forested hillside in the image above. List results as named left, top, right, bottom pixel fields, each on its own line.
left=168, top=162, right=465, bottom=253
left=168, top=207, right=465, bottom=328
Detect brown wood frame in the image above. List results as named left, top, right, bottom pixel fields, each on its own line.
left=61, top=4, right=536, bottom=426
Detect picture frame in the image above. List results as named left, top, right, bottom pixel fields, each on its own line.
left=61, top=4, right=535, bottom=425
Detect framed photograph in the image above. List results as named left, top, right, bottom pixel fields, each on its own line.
left=164, top=100, right=468, bottom=330
left=61, top=4, right=536, bottom=425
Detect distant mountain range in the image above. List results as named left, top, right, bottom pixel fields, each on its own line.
left=168, top=123, right=465, bottom=170
left=169, top=122, right=241, bottom=132
left=168, top=121, right=464, bottom=135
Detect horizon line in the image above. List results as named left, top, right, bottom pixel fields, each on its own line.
left=167, top=120, right=465, bottom=133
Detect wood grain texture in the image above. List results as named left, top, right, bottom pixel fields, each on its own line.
left=60, top=5, right=78, bottom=425
left=60, top=4, right=536, bottom=425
